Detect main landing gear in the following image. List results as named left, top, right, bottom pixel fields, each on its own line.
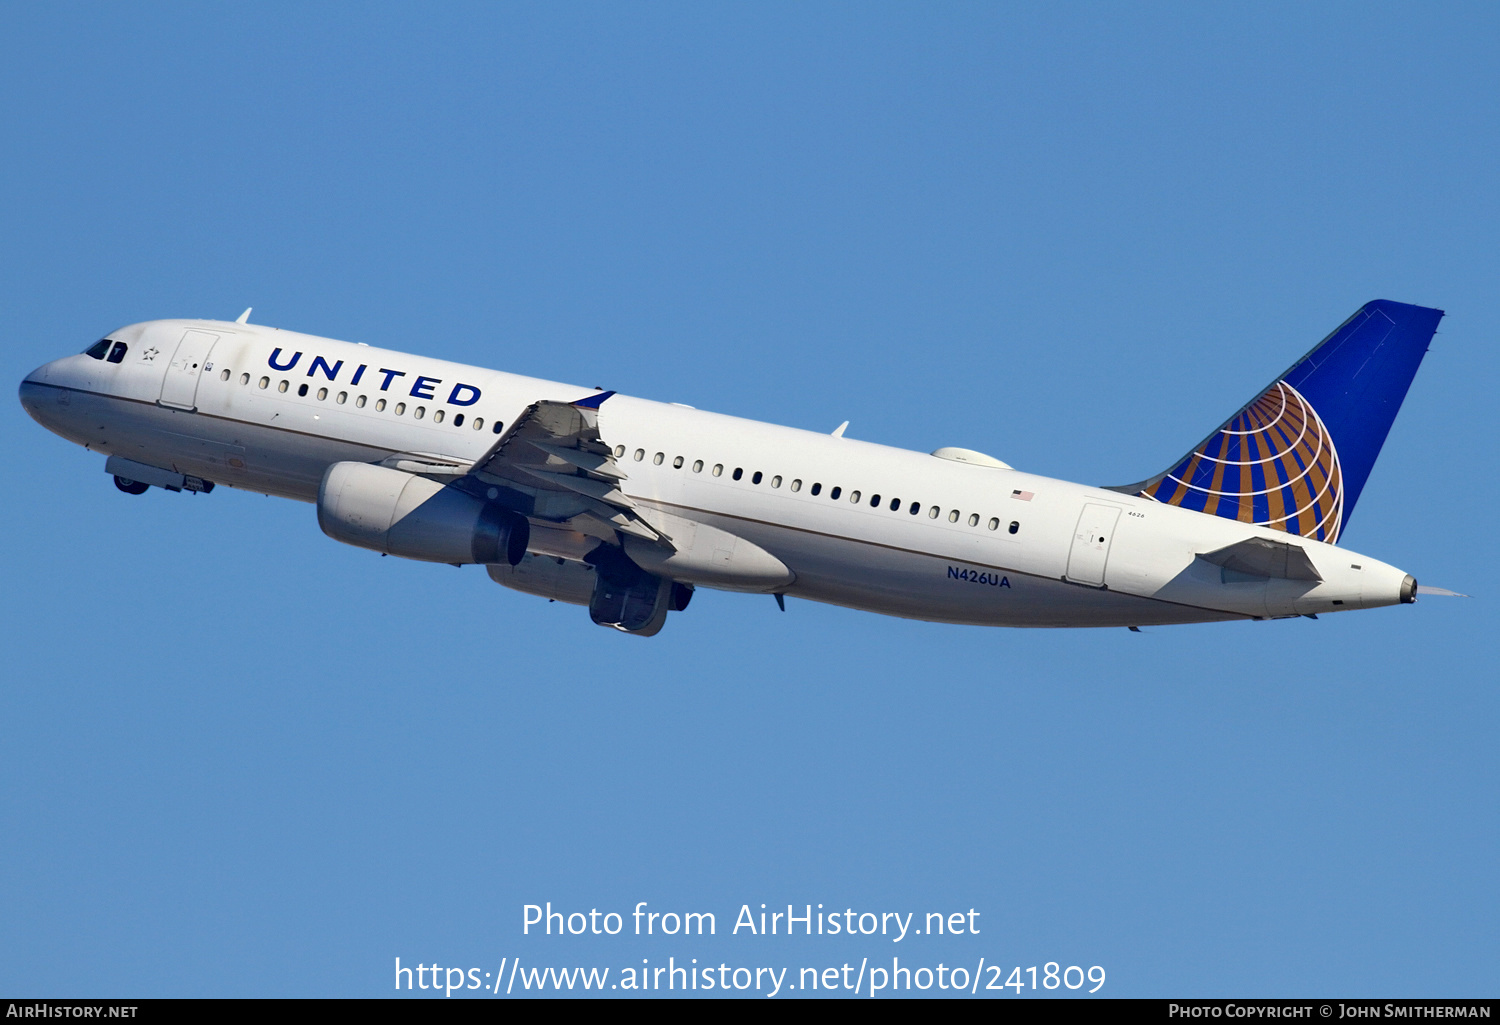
left=114, top=475, right=149, bottom=495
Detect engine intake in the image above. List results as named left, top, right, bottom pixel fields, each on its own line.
left=318, top=461, right=528, bottom=565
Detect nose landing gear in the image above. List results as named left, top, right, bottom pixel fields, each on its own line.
left=114, top=475, right=150, bottom=495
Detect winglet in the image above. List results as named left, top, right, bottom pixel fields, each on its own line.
left=831, top=421, right=849, bottom=438
left=235, top=307, right=252, bottom=324
left=573, top=390, right=615, bottom=409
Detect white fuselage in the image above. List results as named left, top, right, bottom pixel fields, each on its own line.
left=20, top=319, right=1415, bottom=628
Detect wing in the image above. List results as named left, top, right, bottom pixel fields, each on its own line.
left=451, top=391, right=666, bottom=544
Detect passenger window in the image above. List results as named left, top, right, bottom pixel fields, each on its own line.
left=909, top=501, right=920, bottom=515
left=732, top=468, right=743, bottom=481
left=889, top=498, right=900, bottom=511
left=653, top=452, right=664, bottom=465
left=948, top=510, right=960, bottom=523
left=870, top=494, right=881, bottom=507
left=471, top=416, right=482, bottom=429
left=356, top=395, right=367, bottom=408
left=337, top=391, right=347, bottom=404
left=414, top=406, right=425, bottom=419
left=1009, top=521, right=1020, bottom=534
left=279, top=381, right=289, bottom=393
left=452, top=413, right=462, bottom=426
left=298, top=383, right=309, bottom=397
left=615, top=445, right=626, bottom=457
left=84, top=340, right=110, bottom=359
left=317, top=387, right=327, bottom=400
left=259, top=377, right=269, bottom=389
left=928, top=506, right=940, bottom=519
left=220, top=369, right=231, bottom=381
left=968, top=513, right=980, bottom=527
left=771, top=475, right=782, bottom=488
left=240, top=373, right=250, bottom=385
left=790, top=479, right=801, bottom=492
left=394, top=402, right=406, bottom=415
left=848, top=490, right=859, bottom=503
left=712, top=464, right=723, bottom=477
left=634, top=449, right=645, bottom=461
left=493, top=421, right=504, bottom=434
left=988, top=517, right=999, bottom=530
left=673, top=456, right=684, bottom=469
left=830, top=486, right=841, bottom=500
left=752, top=471, right=762, bottom=484
left=433, top=409, right=444, bottom=423
left=811, top=483, right=821, bottom=495
left=693, top=460, right=704, bottom=472
left=376, top=398, right=386, bottom=411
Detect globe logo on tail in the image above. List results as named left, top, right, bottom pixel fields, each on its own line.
left=1138, top=381, right=1344, bottom=543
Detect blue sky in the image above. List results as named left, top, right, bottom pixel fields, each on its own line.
left=1, top=2, right=1494, bottom=997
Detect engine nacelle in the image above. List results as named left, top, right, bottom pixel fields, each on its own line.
left=318, top=461, right=528, bottom=565
left=487, top=553, right=598, bottom=606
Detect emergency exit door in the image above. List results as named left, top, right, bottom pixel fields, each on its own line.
left=1066, top=503, right=1122, bottom=588
left=157, top=330, right=219, bottom=411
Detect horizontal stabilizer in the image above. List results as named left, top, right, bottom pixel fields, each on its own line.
left=1198, top=537, right=1322, bottom=581
left=1415, top=585, right=1469, bottom=597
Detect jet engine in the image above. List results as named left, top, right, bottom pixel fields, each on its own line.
left=318, top=461, right=528, bottom=565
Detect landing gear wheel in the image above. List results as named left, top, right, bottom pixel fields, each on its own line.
left=114, top=475, right=149, bottom=495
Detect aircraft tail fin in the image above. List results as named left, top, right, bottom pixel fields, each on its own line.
left=1108, top=300, right=1443, bottom=543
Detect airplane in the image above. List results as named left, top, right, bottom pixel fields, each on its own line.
left=18, top=300, right=1456, bottom=636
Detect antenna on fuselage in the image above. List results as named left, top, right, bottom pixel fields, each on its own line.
left=235, top=307, right=252, bottom=324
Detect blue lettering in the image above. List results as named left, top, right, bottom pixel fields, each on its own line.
left=376, top=368, right=406, bottom=391
left=268, top=347, right=301, bottom=371
left=448, top=383, right=481, bottom=406
left=410, top=375, right=441, bottom=400
left=948, top=567, right=961, bottom=579
left=308, top=355, right=343, bottom=380
left=1000, top=577, right=1010, bottom=588
left=350, top=364, right=367, bottom=386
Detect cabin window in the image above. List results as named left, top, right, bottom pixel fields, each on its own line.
left=336, top=391, right=347, bottom=404
left=653, top=452, right=664, bottom=465
left=394, top=402, right=406, bottom=415
left=1008, top=521, right=1019, bottom=534
left=909, top=501, right=920, bottom=515
left=240, top=373, right=250, bottom=385
left=220, top=369, right=231, bottom=381
left=471, top=416, right=482, bottom=429
left=790, top=479, right=801, bottom=492
left=375, top=398, right=386, bottom=411
left=948, top=510, right=960, bottom=523
left=712, top=464, right=723, bottom=477
left=849, top=490, right=860, bottom=503
left=259, top=377, right=269, bottom=389
left=732, top=467, right=743, bottom=481
left=968, top=513, right=980, bottom=527
left=634, top=449, right=645, bottom=461
left=830, top=486, right=842, bottom=500
left=615, top=445, right=626, bottom=457
left=870, top=494, right=881, bottom=507
left=988, top=517, right=999, bottom=530
left=928, top=506, right=940, bottom=519
left=413, top=406, right=425, bottom=419
left=673, top=456, right=684, bottom=469
left=84, top=340, right=110, bottom=359
left=752, top=471, right=763, bottom=484
left=316, top=387, right=327, bottom=400
left=693, top=460, right=704, bottom=473
left=771, top=475, right=782, bottom=488
left=811, top=483, right=821, bottom=495
left=890, top=497, right=900, bottom=511
left=493, top=421, right=504, bottom=434
left=278, top=381, right=289, bottom=393
left=356, top=395, right=367, bottom=408
left=297, top=383, right=309, bottom=397
left=433, top=409, right=444, bottom=423
left=452, top=413, right=463, bottom=426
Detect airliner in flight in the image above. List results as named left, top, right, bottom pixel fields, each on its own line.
left=19, top=300, right=1452, bottom=635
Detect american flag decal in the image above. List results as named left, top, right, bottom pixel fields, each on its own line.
left=1011, top=490, right=1034, bottom=501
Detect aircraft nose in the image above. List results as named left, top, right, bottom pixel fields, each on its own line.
left=18, top=362, right=59, bottom=421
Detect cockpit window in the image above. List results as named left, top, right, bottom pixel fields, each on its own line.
left=84, top=339, right=110, bottom=359
left=106, top=342, right=128, bottom=364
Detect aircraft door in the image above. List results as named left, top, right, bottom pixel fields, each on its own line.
left=158, top=330, right=220, bottom=411
left=1066, top=503, right=1122, bottom=588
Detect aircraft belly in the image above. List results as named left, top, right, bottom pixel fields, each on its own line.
left=682, top=510, right=1239, bottom=627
